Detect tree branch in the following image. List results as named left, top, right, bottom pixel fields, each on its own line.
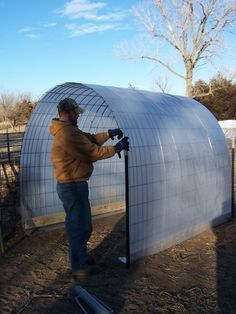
left=141, top=55, right=185, bottom=79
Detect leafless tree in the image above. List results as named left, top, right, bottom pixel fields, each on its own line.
left=154, top=76, right=171, bottom=93
left=0, top=92, right=17, bottom=128
left=128, top=83, right=137, bottom=89
left=128, top=0, right=236, bottom=97
left=0, top=92, right=36, bottom=129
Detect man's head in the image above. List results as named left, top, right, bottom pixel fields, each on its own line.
left=57, top=98, right=84, bottom=124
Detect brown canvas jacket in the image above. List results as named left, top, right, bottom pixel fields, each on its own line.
left=50, top=118, right=116, bottom=183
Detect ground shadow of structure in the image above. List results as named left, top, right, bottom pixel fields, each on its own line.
left=213, top=218, right=236, bottom=313
left=42, top=215, right=236, bottom=313
left=2, top=212, right=236, bottom=313
left=0, top=213, right=138, bottom=313
left=67, top=213, right=140, bottom=313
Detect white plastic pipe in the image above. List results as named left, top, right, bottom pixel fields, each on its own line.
left=73, top=286, right=113, bottom=314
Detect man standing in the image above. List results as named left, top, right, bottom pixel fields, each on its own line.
left=50, top=98, right=129, bottom=278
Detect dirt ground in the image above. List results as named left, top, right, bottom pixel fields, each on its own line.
left=0, top=213, right=236, bottom=314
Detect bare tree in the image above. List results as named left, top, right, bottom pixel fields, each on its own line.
left=128, top=83, right=137, bottom=89
left=0, top=92, right=17, bottom=128
left=0, top=92, right=36, bottom=129
left=130, top=0, right=236, bottom=97
left=154, top=76, right=171, bottom=93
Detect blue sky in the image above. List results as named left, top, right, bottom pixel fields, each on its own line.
left=0, top=0, right=235, bottom=99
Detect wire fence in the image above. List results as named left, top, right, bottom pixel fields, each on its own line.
left=0, top=131, right=24, bottom=253
left=0, top=131, right=24, bottom=163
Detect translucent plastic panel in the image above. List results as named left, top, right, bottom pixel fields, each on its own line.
left=90, top=85, right=231, bottom=264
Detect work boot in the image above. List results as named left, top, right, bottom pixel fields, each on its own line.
left=72, top=265, right=101, bottom=280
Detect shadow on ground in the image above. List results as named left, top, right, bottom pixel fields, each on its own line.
left=214, top=219, right=236, bottom=313
left=0, top=213, right=236, bottom=313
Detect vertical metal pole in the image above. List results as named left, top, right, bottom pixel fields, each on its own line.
left=232, top=135, right=235, bottom=218
left=124, top=150, right=130, bottom=268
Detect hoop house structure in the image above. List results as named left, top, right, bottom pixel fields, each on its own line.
left=20, top=82, right=231, bottom=264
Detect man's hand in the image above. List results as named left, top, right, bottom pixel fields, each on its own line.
left=115, top=136, right=129, bottom=151
left=108, top=128, right=123, bottom=140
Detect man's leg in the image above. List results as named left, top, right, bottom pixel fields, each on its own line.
left=57, top=181, right=92, bottom=271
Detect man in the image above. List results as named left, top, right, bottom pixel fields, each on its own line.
left=49, top=98, right=129, bottom=278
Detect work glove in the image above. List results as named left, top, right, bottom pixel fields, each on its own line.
left=108, top=128, right=123, bottom=140
left=115, top=136, right=129, bottom=151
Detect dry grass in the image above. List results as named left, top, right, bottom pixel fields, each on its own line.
left=0, top=123, right=26, bottom=133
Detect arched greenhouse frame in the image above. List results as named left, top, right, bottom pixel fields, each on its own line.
left=20, top=82, right=232, bottom=265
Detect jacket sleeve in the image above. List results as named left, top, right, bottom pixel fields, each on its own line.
left=59, top=128, right=116, bottom=162
left=82, top=131, right=110, bottom=146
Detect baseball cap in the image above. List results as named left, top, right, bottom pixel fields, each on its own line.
left=57, top=98, right=84, bottom=115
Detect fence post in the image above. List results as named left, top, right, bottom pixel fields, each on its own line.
left=6, top=129, right=11, bottom=163
left=232, top=135, right=235, bottom=218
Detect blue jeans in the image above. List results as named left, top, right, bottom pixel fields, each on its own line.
left=56, top=181, right=92, bottom=271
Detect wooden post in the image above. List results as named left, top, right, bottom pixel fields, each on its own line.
left=6, top=129, right=10, bottom=163
left=232, top=135, right=235, bottom=218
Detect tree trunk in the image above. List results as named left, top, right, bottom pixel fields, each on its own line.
left=185, top=61, right=193, bottom=98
